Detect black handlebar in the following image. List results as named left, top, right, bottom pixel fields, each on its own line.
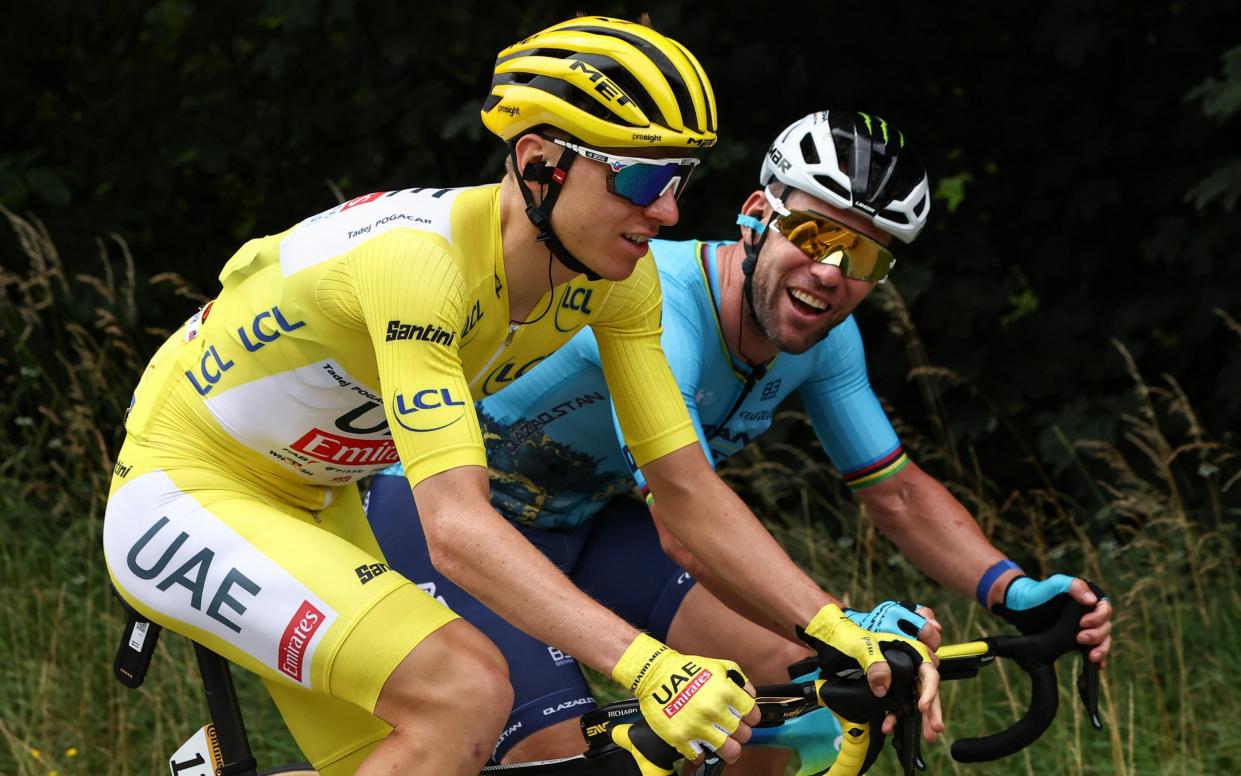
left=948, top=580, right=1105, bottom=762
left=577, top=585, right=1107, bottom=774
left=578, top=643, right=923, bottom=776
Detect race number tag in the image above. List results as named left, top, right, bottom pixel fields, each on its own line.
left=169, top=724, right=222, bottom=776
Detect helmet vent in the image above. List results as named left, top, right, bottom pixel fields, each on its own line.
left=813, top=174, right=851, bottom=201
left=573, top=53, right=667, bottom=129
left=799, top=133, right=820, bottom=165
left=562, top=23, right=701, bottom=133
left=878, top=207, right=910, bottom=225
left=913, top=194, right=928, bottom=218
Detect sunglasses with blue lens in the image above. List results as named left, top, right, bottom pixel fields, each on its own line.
left=547, top=137, right=700, bottom=207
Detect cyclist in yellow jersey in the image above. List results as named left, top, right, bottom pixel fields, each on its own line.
left=104, top=17, right=938, bottom=776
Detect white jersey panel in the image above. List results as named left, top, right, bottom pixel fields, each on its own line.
left=279, top=187, right=465, bottom=276
left=104, top=471, right=338, bottom=688
left=203, top=359, right=395, bottom=484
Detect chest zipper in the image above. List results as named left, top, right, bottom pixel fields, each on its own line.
left=468, top=322, right=520, bottom=391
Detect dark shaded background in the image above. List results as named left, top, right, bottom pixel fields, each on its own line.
left=3, top=0, right=1239, bottom=495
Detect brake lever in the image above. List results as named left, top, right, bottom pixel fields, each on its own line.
left=886, top=646, right=921, bottom=776
left=1077, top=580, right=1106, bottom=730
left=1078, top=658, right=1102, bottom=730
left=841, top=643, right=922, bottom=776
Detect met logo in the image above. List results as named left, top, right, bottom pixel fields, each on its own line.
left=568, top=60, right=632, bottom=106
left=393, top=388, right=466, bottom=432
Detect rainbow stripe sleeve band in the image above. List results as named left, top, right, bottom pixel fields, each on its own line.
left=842, top=445, right=909, bottom=490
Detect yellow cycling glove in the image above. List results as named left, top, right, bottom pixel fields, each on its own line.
left=799, top=604, right=931, bottom=677
left=612, top=633, right=756, bottom=761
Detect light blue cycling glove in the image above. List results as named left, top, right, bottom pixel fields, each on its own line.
left=844, top=600, right=928, bottom=640
left=991, top=574, right=1078, bottom=634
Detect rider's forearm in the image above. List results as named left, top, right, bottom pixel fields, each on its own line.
left=648, top=507, right=801, bottom=640
left=858, top=462, right=1020, bottom=607
left=644, top=445, right=839, bottom=637
left=414, top=466, right=638, bottom=673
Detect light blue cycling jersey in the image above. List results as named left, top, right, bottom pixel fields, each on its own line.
left=382, top=239, right=908, bottom=528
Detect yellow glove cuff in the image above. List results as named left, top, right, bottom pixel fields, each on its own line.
left=806, top=603, right=850, bottom=641
left=612, top=632, right=670, bottom=695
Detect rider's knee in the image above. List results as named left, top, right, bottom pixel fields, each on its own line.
left=442, top=626, right=514, bottom=720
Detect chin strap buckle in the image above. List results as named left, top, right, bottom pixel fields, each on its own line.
left=525, top=205, right=552, bottom=242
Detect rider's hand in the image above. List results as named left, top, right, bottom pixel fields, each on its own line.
left=798, top=603, right=941, bottom=740
left=848, top=602, right=946, bottom=742
left=991, top=575, right=1113, bottom=666
left=845, top=600, right=943, bottom=652
left=611, top=633, right=758, bottom=762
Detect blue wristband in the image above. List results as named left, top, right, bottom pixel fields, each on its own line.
left=976, top=560, right=1022, bottom=607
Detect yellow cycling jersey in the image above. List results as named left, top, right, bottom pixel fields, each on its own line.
left=124, top=184, right=696, bottom=510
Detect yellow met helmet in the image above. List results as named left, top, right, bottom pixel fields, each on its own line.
left=481, top=16, right=717, bottom=149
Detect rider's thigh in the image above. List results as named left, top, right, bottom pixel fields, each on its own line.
left=103, top=438, right=458, bottom=712
left=373, top=617, right=513, bottom=732
left=264, top=678, right=390, bottom=775
left=666, top=584, right=811, bottom=683
left=265, top=597, right=513, bottom=774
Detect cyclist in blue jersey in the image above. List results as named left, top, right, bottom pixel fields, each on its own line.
left=369, top=111, right=1141, bottom=772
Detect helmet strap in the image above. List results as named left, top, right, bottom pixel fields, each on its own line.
left=740, top=185, right=787, bottom=319
left=510, top=139, right=600, bottom=281
left=740, top=224, right=768, bottom=321
left=737, top=184, right=790, bottom=359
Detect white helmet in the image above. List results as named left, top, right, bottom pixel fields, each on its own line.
left=759, top=111, right=930, bottom=243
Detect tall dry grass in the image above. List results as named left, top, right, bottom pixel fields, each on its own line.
left=0, top=209, right=299, bottom=775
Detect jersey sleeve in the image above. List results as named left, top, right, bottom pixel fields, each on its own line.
left=342, top=230, right=487, bottom=488
left=591, top=258, right=697, bottom=469
left=800, top=316, right=908, bottom=490
left=620, top=298, right=716, bottom=494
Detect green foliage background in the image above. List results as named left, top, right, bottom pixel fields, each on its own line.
left=2, top=2, right=1241, bottom=774
left=4, top=0, right=1240, bottom=489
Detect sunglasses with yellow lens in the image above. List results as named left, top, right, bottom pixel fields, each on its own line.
left=771, top=210, right=896, bottom=282
left=757, top=187, right=896, bottom=282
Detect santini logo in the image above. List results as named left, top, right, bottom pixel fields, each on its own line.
left=386, top=320, right=455, bottom=347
